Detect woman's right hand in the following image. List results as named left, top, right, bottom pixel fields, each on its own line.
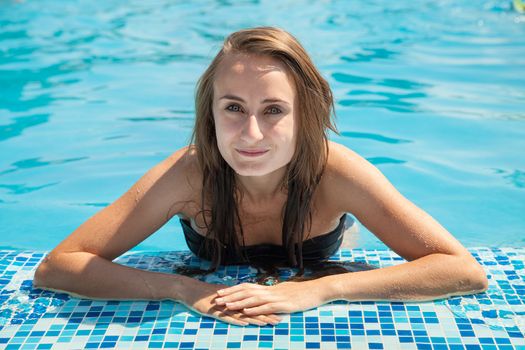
left=179, top=279, right=282, bottom=326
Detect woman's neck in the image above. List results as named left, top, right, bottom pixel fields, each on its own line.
left=235, top=166, right=287, bottom=205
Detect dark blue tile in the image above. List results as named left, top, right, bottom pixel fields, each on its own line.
left=100, top=342, right=116, bottom=348
left=432, top=345, right=448, bottom=350
left=508, top=331, right=524, bottom=338
left=465, top=345, right=482, bottom=350
left=460, top=331, right=475, bottom=337
left=479, top=337, right=495, bottom=344
left=415, top=344, right=432, bottom=350
left=321, top=336, right=335, bottom=342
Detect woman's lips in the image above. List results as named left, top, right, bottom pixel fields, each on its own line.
left=236, top=149, right=269, bottom=157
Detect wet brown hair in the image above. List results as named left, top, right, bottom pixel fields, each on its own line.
left=190, top=26, right=337, bottom=271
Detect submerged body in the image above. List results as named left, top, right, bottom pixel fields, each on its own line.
left=180, top=213, right=351, bottom=265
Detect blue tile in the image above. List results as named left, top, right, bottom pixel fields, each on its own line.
left=1, top=249, right=524, bottom=350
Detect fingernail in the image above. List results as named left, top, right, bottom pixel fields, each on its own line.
left=216, top=298, right=223, bottom=303
left=217, top=289, right=224, bottom=295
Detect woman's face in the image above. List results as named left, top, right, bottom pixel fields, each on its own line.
left=212, top=53, right=297, bottom=177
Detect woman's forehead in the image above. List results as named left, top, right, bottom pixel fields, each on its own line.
left=213, top=53, right=296, bottom=99
left=219, top=53, right=287, bottom=74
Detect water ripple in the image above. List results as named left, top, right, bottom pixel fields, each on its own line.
left=0, top=114, right=49, bottom=142
left=0, top=183, right=59, bottom=195
left=340, top=131, right=412, bottom=144
left=0, top=156, right=88, bottom=176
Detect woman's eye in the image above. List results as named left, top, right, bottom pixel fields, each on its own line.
left=226, top=104, right=242, bottom=113
left=267, top=106, right=282, bottom=115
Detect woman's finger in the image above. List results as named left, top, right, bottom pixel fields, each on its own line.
left=209, top=309, right=248, bottom=326
left=221, top=309, right=268, bottom=326
left=243, top=303, right=278, bottom=315
left=217, top=283, right=262, bottom=296
left=215, top=289, right=254, bottom=305
left=225, top=296, right=263, bottom=310
left=220, top=307, right=282, bottom=326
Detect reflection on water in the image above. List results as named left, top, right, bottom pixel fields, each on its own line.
left=341, top=47, right=398, bottom=63
left=493, top=168, right=525, bottom=189
left=340, top=131, right=412, bottom=144
left=0, top=182, right=59, bottom=195
left=0, top=156, right=88, bottom=176
left=339, top=90, right=427, bottom=113
left=0, top=114, right=49, bottom=142
left=367, top=157, right=406, bottom=165
left=332, top=73, right=430, bottom=90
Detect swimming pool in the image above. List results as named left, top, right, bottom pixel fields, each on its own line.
left=1, top=0, right=524, bottom=252
left=1, top=1, right=524, bottom=348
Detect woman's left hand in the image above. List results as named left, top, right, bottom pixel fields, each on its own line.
left=214, top=280, right=328, bottom=316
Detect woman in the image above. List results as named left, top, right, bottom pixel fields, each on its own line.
left=34, top=26, right=488, bottom=327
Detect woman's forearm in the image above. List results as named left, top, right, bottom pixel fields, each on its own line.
left=321, top=253, right=488, bottom=303
left=33, top=251, right=193, bottom=301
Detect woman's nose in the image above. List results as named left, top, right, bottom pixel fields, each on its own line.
left=240, top=114, right=264, bottom=142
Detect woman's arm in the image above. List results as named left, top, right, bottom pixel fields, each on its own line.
left=34, top=147, right=192, bottom=298
left=34, top=250, right=190, bottom=301
left=323, top=141, right=488, bottom=299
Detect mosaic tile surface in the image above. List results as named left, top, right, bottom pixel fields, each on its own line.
left=0, top=248, right=523, bottom=350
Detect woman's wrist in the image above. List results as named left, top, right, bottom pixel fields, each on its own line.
left=166, top=273, right=199, bottom=301
left=316, top=274, right=350, bottom=303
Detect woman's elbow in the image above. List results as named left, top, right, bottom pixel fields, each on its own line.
left=33, top=254, right=59, bottom=289
left=473, top=266, right=489, bottom=293
left=33, top=259, right=50, bottom=289
left=463, top=257, right=489, bottom=294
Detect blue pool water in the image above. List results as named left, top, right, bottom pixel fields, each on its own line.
left=1, top=0, right=524, bottom=252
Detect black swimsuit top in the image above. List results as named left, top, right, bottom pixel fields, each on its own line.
left=180, top=213, right=349, bottom=265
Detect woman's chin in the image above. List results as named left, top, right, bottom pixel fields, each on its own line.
left=233, top=167, right=270, bottom=177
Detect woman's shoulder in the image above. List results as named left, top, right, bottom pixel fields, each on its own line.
left=151, top=145, right=202, bottom=218
left=325, top=141, right=363, bottom=175
left=168, top=145, right=202, bottom=187
left=320, top=141, right=379, bottom=212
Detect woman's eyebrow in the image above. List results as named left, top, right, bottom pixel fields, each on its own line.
left=219, top=94, right=290, bottom=105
